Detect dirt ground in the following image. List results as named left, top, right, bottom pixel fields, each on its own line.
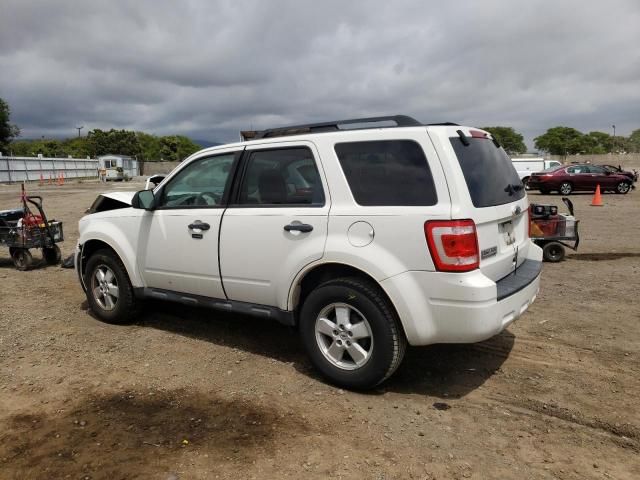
left=0, top=179, right=638, bottom=480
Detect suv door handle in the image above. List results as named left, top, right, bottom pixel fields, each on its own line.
left=284, top=223, right=313, bottom=233
left=188, top=221, right=210, bottom=231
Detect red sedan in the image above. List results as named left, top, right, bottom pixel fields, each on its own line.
left=528, top=164, right=635, bottom=195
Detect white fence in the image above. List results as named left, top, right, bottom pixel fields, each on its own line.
left=0, top=155, right=139, bottom=183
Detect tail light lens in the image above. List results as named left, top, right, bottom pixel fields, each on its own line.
left=424, top=220, right=479, bottom=272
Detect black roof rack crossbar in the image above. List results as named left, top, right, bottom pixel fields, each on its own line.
left=252, top=115, right=423, bottom=139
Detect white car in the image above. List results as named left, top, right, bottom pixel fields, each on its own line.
left=75, top=115, right=542, bottom=389
left=511, top=157, right=562, bottom=187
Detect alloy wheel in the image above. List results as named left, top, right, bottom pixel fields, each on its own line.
left=617, top=182, right=630, bottom=194
left=92, top=265, right=119, bottom=311
left=314, top=303, right=374, bottom=370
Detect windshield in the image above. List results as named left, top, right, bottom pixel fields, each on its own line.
left=450, top=136, right=525, bottom=208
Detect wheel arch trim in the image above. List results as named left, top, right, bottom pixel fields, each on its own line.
left=78, top=232, right=142, bottom=288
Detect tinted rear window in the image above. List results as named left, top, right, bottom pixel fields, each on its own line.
left=450, top=137, right=525, bottom=208
left=334, top=140, right=437, bottom=206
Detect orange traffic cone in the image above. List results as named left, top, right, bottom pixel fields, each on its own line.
left=591, top=184, right=603, bottom=206
left=39, top=173, right=44, bottom=186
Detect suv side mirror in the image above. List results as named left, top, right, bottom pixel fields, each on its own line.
left=131, top=189, right=156, bottom=210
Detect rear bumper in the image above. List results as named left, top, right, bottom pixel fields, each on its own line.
left=381, top=243, right=543, bottom=346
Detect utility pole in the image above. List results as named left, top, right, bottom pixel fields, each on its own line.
left=612, top=124, right=616, bottom=153
left=76, top=126, right=84, bottom=138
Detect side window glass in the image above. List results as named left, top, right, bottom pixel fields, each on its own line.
left=159, top=154, right=235, bottom=208
left=238, top=148, right=325, bottom=206
left=335, top=140, right=437, bottom=206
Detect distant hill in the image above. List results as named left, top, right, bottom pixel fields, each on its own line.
left=192, top=139, right=223, bottom=148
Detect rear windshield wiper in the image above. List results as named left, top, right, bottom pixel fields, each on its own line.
left=456, top=130, right=470, bottom=146
left=504, top=183, right=523, bottom=195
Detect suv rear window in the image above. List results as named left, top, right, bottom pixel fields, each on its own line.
left=334, top=140, right=437, bottom=206
left=450, top=137, right=525, bottom=208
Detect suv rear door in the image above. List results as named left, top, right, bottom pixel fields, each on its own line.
left=218, top=141, right=329, bottom=308
left=439, top=128, right=529, bottom=282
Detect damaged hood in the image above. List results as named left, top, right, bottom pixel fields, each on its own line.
left=100, top=191, right=136, bottom=205
left=86, top=191, right=137, bottom=213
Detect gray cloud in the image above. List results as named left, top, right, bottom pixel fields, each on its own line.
left=1, top=0, right=639, bottom=147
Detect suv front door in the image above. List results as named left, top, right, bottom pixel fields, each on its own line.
left=219, top=142, right=329, bottom=308
left=138, top=149, right=240, bottom=298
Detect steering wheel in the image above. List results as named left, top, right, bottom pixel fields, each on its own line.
left=195, top=191, right=221, bottom=206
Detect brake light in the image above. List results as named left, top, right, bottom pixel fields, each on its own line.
left=469, top=130, right=487, bottom=138
left=424, top=220, right=479, bottom=272
left=527, top=206, right=531, bottom=238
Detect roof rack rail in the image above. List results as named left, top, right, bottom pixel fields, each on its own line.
left=244, top=115, right=424, bottom=140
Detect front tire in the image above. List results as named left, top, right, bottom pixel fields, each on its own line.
left=559, top=182, right=573, bottom=195
left=299, top=277, right=407, bottom=390
left=85, top=249, right=138, bottom=324
left=616, top=181, right=631, bottom=194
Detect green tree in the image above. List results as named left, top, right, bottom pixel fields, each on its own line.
left=584, top=131, right=612, bottom=154
left=0, top=98, right=21, bottom=153
left=8, top=138, right=64, bottom=157
left=627, top=129, right=640, bottom=153
left=481, top=126, right=526, bottom=155
left=534, top=126, right=585, bottom=156
left=61, top=137, right=91, bottom=158
left=159, top=135, right=200, bottom=162
left=136, top=132, right=162, bottom=161
left=86, top=129, right=142, bottom=158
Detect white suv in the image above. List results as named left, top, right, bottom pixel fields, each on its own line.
left=76, top=115, right=542, bottom=389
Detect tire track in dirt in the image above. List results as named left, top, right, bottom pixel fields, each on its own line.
left=488, top=395, right=640, bottom=452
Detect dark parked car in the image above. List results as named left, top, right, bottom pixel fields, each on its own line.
left=528, top=164, right=635, bottom=195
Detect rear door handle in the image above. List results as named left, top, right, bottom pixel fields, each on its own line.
left=188, top=221, right=210, bottom=231
left=284, top=223, right=313, bottom=233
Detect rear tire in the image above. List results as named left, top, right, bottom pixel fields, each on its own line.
left=85, top=249, right=138, bottom=324
left=43, top=245, right=61, bottom=265
left=559, top=182, right=573, bottom=195
left=542, top=242, right=565, bottom=262
left=299, top=277, right=407, bottom=390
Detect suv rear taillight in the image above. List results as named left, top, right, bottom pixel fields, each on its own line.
left=424, top=220, right=479, bottom=272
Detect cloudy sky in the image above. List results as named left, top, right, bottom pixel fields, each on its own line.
left=1, top=0, right=639, bottom=148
